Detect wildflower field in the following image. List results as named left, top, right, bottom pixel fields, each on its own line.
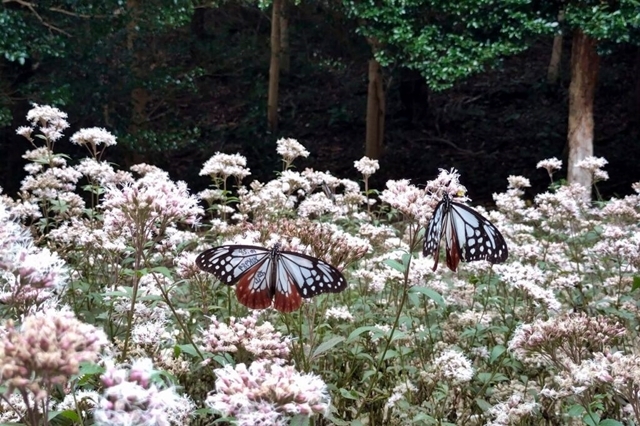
left=1, top=104, right=639, bottom=426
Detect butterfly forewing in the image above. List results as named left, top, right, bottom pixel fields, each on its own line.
left=423, top=199, right=447, bottom=258
left=195, top=245, right=271, bottom=285
left=449, top=203, right=508, bottom=264
left=279, top=251, right=348, bottom=297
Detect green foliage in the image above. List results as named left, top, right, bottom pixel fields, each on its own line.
left=0, top=7, right=64, bottom=63
left=564, top=0, right=640, bottom=43
left=2, top=0, right=201, bottom=157
left=345, top=0, right=558, bottom=90
left=346, top=0, right=640, bottom=90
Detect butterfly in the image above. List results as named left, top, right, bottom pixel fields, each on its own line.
left=423, top=193, right=508, bottom=272
left=195, top=244, right=347, bottom=312
left=321, top=181, right=336, bottom=202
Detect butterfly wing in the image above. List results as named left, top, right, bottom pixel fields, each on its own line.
left=272, top=258, right=303, bottom=312
left=443, top=207, right=462, bottom=272
left=195, top=245, right=274, bottom=310
left=448, top=201, right=509, bottom=266
left=275, top=251, right=347, bottom=311
left=423, top=197, right=448, bottom=271
left=423, top=194, right=509, bottom=272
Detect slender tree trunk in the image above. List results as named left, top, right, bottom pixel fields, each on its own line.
left=365, top=58, right=385, bottom=159
left=567, top=29, right=599, bottom=192
left=633, top=47, right=640, bottom=131
left=267, top=0, right=283, bottom=132
left=547, top=10, right=564, bottom=85
left=127, top=0, right=147, bottom=134
left=279, top=0, right=290, bottom=74
left=126, top=0, right=147, bottom=165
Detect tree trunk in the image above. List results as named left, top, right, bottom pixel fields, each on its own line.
left=127, top=0, right=147, bottom=134
left=547, top=10, right=564, bottom=85
left=267, top=0, right=282, bottom=132
left=279, top=0, right=290, bottom=74
left=365, top=58, right=385, bottom=159
left=126, top=0, right=147, bottom=166
left=633, top=47, right=640, bottom=131
left=567, top=30, right=599, bottom=192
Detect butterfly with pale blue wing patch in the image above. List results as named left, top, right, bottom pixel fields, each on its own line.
left=423, top=193, right=508, bottom=272
left=195, top=244, right=347, bottom=312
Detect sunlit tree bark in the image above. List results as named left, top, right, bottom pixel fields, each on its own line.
left=567, top=29, right=599, bottom=192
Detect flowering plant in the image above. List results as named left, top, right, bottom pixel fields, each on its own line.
left=1, top=105, right=640, bottom=425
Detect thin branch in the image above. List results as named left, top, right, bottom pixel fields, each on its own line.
left=49, top=6, right=107, bottom=19
left=3, top=0, right=71, bottom=36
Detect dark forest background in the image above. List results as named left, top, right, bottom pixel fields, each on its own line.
left=1, top=1, right=639, bottom=205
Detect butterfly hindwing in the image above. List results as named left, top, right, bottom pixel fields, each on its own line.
left=444, top=206, right=462, bottom=271
left=273, top=260, right=303, bottom=312
left=234, top=256, right=274, bottom=310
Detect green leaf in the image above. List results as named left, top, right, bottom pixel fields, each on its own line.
left=339, top=388, right=360, bottom=400
left=78, top=361, right=104, bottom=376
left=598, top=420, right=624, bottom=426
left=409, top=286, right=445, bottom=307
left=567, top=404, right=585, bottom=417
left=384, top=258, right=405, bottom=273
left=49, top=410, right=79, bottom=422
left=632, top=276, right=640, bottom=291
left=489, top=345, right=506, bottom=364
left=175, top=344, right=200, bottom=358
left=382, top=349, right=399, bottom=360
left=475, top=398, right=492, bottom=412
left=290, top=414, right=311, bottom=426
left=212, top=416, right=237, bottom=424
left=401, top=252, right=412, bottom=268
left=583, top=411, right=600, bottom=426
left=151, top=266, right=173, bottom=278
left=412, top=413, right=437, bottom=423
left=311, top=336, right=345, bottom=360
left=476, top=372, right=493, bottom=384
left=346, top=326, right=379, bottom=343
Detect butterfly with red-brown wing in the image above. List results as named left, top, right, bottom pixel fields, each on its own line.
left=423, top=193, right=508, bottom=272
left=195, top=244, right=347, bottom=312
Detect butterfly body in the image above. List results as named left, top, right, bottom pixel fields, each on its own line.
left=196, top=244, right=347, bottom=312
left=423, top=193, right=508, bottom=272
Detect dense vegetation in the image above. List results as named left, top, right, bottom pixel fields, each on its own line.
left=1, top=1, right=639, bottom=203
left=0, top=104, right=639, bottom=425
left=1, top=1, right=640, bottom=425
